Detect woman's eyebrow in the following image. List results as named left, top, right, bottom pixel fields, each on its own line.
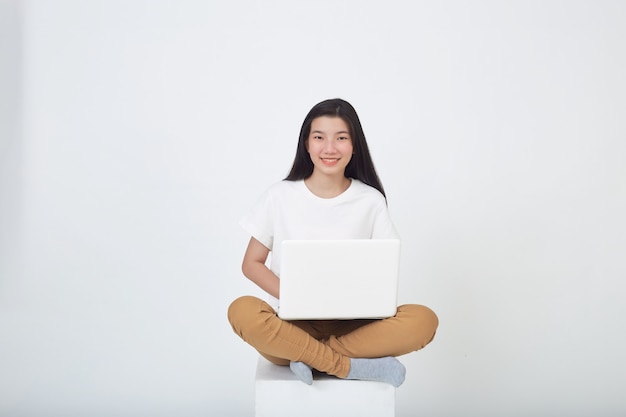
left=311, top=130, right=350, bottom=134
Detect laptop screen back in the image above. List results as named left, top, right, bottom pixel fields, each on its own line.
left=278, top=239, right=400, bottom=320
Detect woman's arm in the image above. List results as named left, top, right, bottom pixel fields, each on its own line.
left=241, top=237, right=280, bottom=299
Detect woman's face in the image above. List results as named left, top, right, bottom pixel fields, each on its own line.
left=306, top=116, right=354, bottom=178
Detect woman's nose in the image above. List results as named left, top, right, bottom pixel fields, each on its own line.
left=323, top=139, right=337, bottom=152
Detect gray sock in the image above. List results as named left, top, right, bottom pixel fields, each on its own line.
left=289, top=361, right=313, bottom=385
left=346, top=357, right=406, bottom=387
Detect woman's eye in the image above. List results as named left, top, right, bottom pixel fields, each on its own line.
left=338, top=136, right=349, bottom=141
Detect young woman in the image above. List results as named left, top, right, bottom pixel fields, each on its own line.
left=228, top=98, right=438, bottom=387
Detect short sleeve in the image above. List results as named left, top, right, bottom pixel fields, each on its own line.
left=372, top=201, right=400, bottom=240
left=239, top=188, right=275, bottom=250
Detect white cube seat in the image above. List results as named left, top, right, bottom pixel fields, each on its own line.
left=255, top=356, right=396, bottom=417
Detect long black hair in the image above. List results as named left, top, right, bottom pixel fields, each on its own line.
left=285, top=98, right=386, bottom=198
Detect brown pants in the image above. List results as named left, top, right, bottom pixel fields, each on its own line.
left=227, top=295, right=438, bottom=378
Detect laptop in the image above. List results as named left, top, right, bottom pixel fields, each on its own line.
left=277, top=239, right=401, bottom=320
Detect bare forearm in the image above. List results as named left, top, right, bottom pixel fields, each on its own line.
left=242, top=261, right=280, bottom=299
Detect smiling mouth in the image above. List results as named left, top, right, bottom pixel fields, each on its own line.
left=321, top=158, right=340, bottom=166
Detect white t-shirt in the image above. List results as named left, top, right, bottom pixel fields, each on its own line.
left=240, top=179, right=399, bottom=303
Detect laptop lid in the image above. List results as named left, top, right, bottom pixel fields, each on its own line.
left=278, top=239, right=400, bottom=320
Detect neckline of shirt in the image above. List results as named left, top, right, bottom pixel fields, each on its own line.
left=300, top=178, right=358, bottom=202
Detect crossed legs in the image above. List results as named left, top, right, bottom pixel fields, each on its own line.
left=227, top=295, right=438, bottom=386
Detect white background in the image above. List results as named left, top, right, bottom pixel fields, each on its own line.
left=1, top=1, right=625, bottom=416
